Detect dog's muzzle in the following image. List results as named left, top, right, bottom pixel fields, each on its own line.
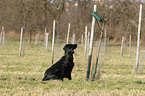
left=69, top=51, right=74, bottom=55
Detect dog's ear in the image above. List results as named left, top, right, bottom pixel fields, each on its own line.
left=72, top=44, right=77, bottom=49
left=63, top=44, right=70, bottom=50
left=63, top=44, right=67, bottom=50
left=63, top=46, right=65, bottom=50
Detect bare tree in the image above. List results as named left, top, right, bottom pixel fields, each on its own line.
left=0, top=0, right=145, bottom=43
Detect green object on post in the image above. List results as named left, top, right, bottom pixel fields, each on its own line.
left=92, top=12, right=103, bottom=22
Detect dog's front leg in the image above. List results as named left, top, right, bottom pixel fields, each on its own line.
left=67, top=72, right=72, bottom=80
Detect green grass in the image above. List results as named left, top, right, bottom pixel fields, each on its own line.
left=0, top=38, right=145, bottom=96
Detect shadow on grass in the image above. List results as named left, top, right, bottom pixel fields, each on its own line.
left=0, top=77, right=8, bottom=81
left=18, top=77, right=35, bottom=80
left=134, top=81, right=145, bottom=84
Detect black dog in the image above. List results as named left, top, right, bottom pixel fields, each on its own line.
left=42, top=44, right=77, bottom=81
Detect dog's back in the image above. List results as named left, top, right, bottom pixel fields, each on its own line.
left=42, top=57, right=64, bottom=80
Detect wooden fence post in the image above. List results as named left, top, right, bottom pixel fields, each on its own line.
left=123, top=37, right=126, bottom=53
left=45, top=27, right=47, bottom=34
left=84, top=26, right=88, bottom=57
left=134, top=4, right=143, bottom=74
left=22, top=39, right=25, bottom=56
left=2, top=26, right=5, bottom=47
left=0, top=32, right=2, bottom=44
left=81, top=34, right=83, bottom=45
left=129, top=35, right=132, bottom=58
left=104, top=29, right=107, bottom=53
left=46, top=33, right=49, bottom=50
left=120, top=36, right=124, bottom=56
left=19, top=28, right=24, bottom=56
left=72, top=34, right=75, bottom=44
left=52, top=20, right=55, bottom=64
left=86, top=5, right=97, bottom=81
left=35, top=33, right=39, bottom=47
left=91, top=22, right=105, bottom=81
left=87, top=32, right=90, bottom=55
left=66, top=23, right=70, bottom=44
left=0, top=33, right=1, bottom=44
left=2, top=31, right=5, bottom=47
left=44, top=27, right=47, bottom=48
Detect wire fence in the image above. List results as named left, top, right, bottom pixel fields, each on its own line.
left=0, top=1, right=145, bottom=80
left=0, top=27, right=145, bottom=81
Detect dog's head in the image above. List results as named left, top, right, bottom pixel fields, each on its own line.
left=63, top=44, right=77, bottom=55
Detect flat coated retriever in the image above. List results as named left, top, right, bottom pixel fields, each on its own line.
left=42, top=44, right=77, bottom=81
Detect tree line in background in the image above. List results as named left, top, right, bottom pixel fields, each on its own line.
left=0, top=0, right=145, bottom=43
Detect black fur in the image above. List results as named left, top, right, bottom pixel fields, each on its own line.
left=42, top=44, right=77, bottom=81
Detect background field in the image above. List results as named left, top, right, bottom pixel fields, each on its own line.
left=1, top=0, right=145, bottom=95
left=0, top=37, right=145, bottom=96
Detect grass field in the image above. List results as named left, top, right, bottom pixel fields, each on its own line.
left=0, top=38, right=145, bottom=96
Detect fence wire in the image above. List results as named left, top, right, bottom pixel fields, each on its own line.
left=0, top=26, right=145, bottom=81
